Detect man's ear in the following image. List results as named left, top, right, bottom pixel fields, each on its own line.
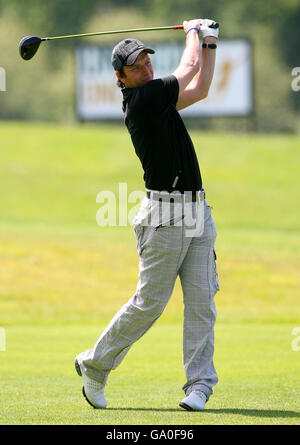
left=115, top=70, right=125, bottom=82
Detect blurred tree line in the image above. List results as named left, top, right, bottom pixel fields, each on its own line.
left=0, top=0, right=299, bottom=132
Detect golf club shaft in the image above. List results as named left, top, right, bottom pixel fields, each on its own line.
left=42, top=25, right=184, bottom=41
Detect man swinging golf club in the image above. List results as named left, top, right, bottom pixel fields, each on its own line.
left=75, top=18, right=220, bottom=411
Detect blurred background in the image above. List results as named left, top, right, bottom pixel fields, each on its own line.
left=0, top=0, right=299, bottom=132
left=1, top=1, right=300, bottom=425
left=0, top=0, right=299, bottom=326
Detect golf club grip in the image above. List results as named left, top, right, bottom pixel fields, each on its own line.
left=174, top=22, right=219, bottom=30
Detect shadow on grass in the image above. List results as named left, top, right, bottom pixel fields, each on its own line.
left=205, top=409, right=300, bottom=418
left=105, top=408, right=300, bottom=418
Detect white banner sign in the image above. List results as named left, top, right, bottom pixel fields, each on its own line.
left=76, top=39, right=253, bottom=120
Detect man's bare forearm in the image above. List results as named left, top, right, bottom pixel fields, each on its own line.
left=172, top=20, right=202, bottom=93
left=179, top=30, right=201, bottom=73
left=175, top=19, right=219, bottom=110
left=188, top=36, right=217, bottom=98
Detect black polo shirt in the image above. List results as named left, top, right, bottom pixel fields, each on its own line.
left=122, top=75, right=202, bottom=193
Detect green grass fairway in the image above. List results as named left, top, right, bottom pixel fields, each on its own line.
left=1, top=323, right=300, bottom=425
left=0, top=122, right=300, bottom=425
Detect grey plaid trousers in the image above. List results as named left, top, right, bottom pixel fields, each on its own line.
left=79, top=197, right=219, bottom=400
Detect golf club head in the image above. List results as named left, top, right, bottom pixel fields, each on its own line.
left=19, top=36, right=42, bottom=60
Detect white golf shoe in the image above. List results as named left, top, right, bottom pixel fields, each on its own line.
left=179, top=391, right=207, bottom=411
left=75, top=357, right=107, bottom=409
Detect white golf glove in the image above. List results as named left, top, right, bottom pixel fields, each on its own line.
left=200, top=19, right=219, bottom=39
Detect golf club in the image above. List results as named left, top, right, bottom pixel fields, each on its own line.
left=19, top=22, right=219, bottom=61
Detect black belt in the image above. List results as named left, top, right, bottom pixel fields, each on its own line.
left=146, top=190, right=205, bottom=203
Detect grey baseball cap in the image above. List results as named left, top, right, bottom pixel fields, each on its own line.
left=111, top=38, right=155, bottom=71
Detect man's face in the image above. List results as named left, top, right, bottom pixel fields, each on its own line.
left=116, top=51, right=154, bottom=88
